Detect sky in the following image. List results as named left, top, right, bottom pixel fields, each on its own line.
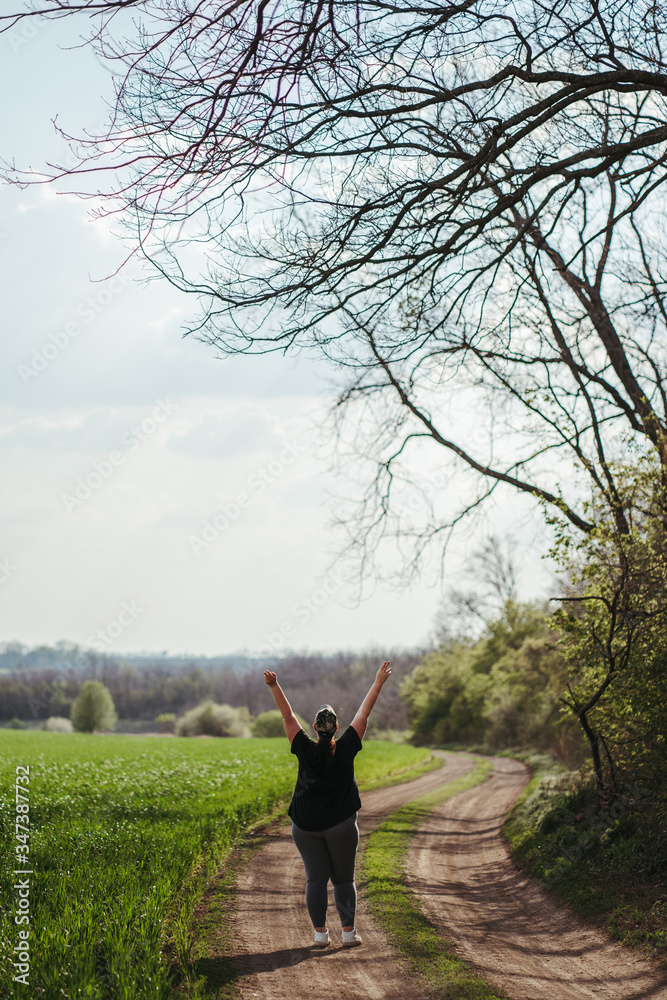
left=0, top=13, right=553, bottom=658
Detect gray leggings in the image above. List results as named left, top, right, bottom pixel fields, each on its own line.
left=291, top=812, right=359, bottom=928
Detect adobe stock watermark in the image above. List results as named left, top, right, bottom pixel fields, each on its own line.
left=0, top=558, right=17, bottom=585
left=62, top=398, right=179, bottom=514
left=86, top=600, right=144, bottom=652
left=18, top=272, right=133, bottom=386
left=189, top=439, right=303, bottom=555
left=13, top=763, right=32, bottom=987
left=6, top=13, right=48, bottom=53
left=26, top=600, right=145, bottom=719
left=256, top=570, right=344, bottom=657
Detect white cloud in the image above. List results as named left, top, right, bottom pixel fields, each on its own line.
left=167, top=407, right=282, bottom=459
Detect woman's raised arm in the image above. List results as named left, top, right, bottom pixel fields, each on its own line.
left=351, top=661, right=391, bottom=740
left=263, top=670, right=302, bottom=742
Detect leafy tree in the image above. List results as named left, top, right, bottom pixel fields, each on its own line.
left=550, top=459, right=667, bottom=796
left=481, top=631, right=581, bottom=758
left=71, top=680, right=118, bottom=733
left=402, top=600, right=581, bottom=757
left=468, top=602, right=549, bottom=677
left=401, top=644, right=486, bottom=746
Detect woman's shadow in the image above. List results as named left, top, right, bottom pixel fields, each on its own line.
left=191, top=942, right=340, bottom=991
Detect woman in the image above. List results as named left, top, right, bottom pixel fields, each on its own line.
left=263, top=661, right=392, bottom=948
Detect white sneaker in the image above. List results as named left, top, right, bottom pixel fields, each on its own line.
left=342, top=927, right=362, bottom=947
left=314, top=928, right=330, bottom=947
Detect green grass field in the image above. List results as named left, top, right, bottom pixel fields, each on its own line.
left=0, top=730, right=430, bottom=999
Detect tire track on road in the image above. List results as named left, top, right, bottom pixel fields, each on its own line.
left=408, top=755, right=667, bottom=1000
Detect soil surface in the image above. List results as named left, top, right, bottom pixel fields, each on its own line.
left=409, top=755, right=667, bottom=1000
left=230, top=754, right=473, bottom=999
left=217, top=753, right=667, bottom=1000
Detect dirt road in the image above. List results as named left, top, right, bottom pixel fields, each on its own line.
left=215, top=753, right=667, bottom=1000
left=229, top=754, right=474, bottom=999
left=409, top=755, right=667, bottom=1000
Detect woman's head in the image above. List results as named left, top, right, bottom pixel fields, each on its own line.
left=313, top=705, right=338, bottom=758
left=313, top=704, right=338, bottom=738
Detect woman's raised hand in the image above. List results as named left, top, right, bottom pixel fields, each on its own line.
left=263, top=670, right=278, bottom=687
left=375, top=661, right=391, bottom=686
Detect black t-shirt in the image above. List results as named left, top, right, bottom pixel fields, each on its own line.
left=288, top=725, right=363, bottom=832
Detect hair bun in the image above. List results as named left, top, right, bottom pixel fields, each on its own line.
left=314, top=704, right=337, bottom=736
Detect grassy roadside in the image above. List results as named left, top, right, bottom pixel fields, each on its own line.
left=502, top=753, right=667, bottom=961
left=169, top=811, right=277, bottom=1000
left=360, top=755, right=510, bottom=1000
left=170, top=748, right=442, bottom=998
left=356, top=751, right=443, bottom=791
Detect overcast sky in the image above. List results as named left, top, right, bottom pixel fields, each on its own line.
left=0, top=14, right=552, bottom=658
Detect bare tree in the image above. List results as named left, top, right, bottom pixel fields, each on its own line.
left=5, top=1, right=667, bottom=582
left=431, top=534, right=519, bottom=644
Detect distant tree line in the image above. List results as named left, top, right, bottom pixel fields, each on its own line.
left=0, top=641, right=256, bottom=676
left=0, top=646, right=421, bottom=732
left=4, top=520, right=664, bottom=798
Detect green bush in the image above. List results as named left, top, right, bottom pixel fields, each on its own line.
left=43, top=716, right=73, bottom=733
left=154, top=712, right=176, bottom=733
left=250, top=709, right=308, bottom=738
left=71, top=681, right=118, bottom=733
left=9, top=717, right=26, bottom=729
left=175, top=700, right=251, bottom=738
